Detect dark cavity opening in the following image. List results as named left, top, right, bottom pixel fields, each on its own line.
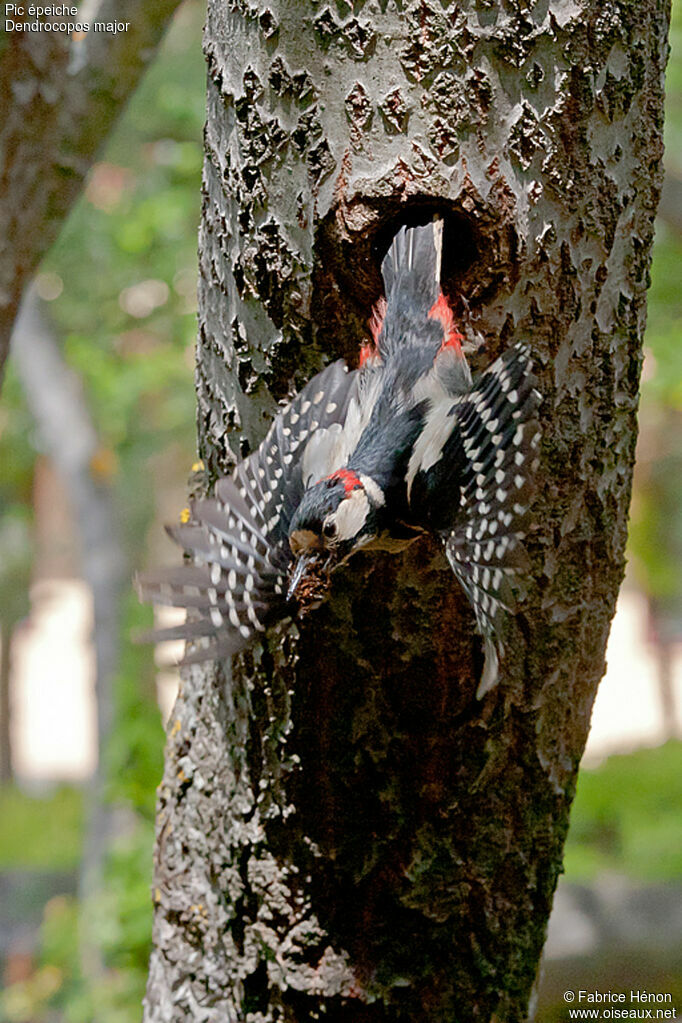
left=373, top=204, right=478, bottom=296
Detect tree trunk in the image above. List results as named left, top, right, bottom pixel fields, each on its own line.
left=0, top=0, right=182, bottom=384
left=145, top=1, right=669, bottom=1020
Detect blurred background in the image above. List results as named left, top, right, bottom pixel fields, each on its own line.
left=0, top=2, right=680, bottom=1019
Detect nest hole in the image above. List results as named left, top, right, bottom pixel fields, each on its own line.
left=372, top=204, right=478, bottom=297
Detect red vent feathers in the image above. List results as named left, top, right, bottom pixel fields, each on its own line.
left=359, top=297, right=387, bottom=367
left=429, top=293, right=464, bottom=354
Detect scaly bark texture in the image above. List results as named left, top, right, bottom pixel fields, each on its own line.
left=145, top=1, right=669, bottom=1020
left=0, top=0, right=181, bottom=383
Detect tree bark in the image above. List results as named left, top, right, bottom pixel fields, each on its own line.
left=0, top=0, right=182, bottom=384
left=145, top=1, right=670, bottom=1020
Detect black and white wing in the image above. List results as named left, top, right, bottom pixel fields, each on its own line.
left=445, top=344, right=540, bottom=696
left=136, top=359, right=366, bottom=663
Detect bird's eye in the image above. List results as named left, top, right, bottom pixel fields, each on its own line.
left=322, top=520, right=337, bottom=539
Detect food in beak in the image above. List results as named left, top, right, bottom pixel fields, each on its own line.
left=287, top=553, right=329, bottom=613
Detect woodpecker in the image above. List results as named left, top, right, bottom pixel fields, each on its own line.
left=137, top=219, right=540, bottom=696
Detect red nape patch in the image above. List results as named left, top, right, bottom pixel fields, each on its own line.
left=429, top=292, right=464, bottom=353
left=326, top=468, right=362, bottom=494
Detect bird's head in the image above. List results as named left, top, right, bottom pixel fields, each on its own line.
left=287, top=469, right=384, bottom=603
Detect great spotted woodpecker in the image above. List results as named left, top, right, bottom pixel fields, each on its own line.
left=137, top=219, right=540, bottom=695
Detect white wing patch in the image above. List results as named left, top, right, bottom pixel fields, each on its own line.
left=301, top=423, right=349, bottom=488
left=406, top=397, right=461, bottom=500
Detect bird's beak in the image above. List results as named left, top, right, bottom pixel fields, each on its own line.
left=287, top=553, right=317, bottom=602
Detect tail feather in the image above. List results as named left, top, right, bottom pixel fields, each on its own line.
left=381, top=219, right=443, bottom=298
left=378, top=220, right=445, bottom=357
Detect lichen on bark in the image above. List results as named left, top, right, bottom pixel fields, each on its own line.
left=144, top=0, right=670, bottom=1020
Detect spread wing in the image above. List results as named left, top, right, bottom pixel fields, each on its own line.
left=443, top=344, right=541, bottom=696
left=136, top=360, right=368, bottom=662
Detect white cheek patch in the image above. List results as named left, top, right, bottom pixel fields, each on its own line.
left=333, top=489, right=371, bottom=542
